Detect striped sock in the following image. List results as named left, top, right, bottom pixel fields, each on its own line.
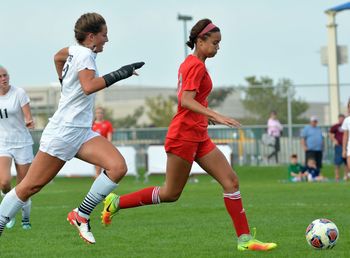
left=119, top=186, right=160, bottom=209
left=22, top=199, right=32, bottom=223
left=223, top=191, right=250, bottom=237
left=0, top=221, right=5, bottom=236
left=78, top=171, right=117, bottom=219
left=0, top=191, right=6, bottom=233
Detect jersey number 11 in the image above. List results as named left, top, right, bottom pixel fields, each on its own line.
left=0, top=108, right=8, bottom=119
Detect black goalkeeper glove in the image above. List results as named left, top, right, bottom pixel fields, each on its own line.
left=103, top=62, right=145, bottom=87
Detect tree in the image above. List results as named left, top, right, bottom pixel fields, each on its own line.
left=101, top=107, right=144, bottom=129
left=145, top=95, right=176, bottom=127
left=208, top=88, right=234, bottom=108
left=241, top=76, right=309, bottom=124
left=145, top=88, right=234, bottom=127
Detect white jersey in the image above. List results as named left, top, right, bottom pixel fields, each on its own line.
left=49, top=45, right=98, bottom=127
left=341, top=116, right=350, bottom=149
left=0, top=86, right=33, bottom=148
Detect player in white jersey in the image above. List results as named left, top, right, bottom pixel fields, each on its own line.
left=0, top=13, right=144, bottom=244
left=342, top=98, right=350, bottom=170
left=0, top=66, right=34, bottom=230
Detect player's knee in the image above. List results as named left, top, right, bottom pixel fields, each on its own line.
left=222, top=174, right=239, bottom=192
left=17, top=182, right=44, bottom=199
left=108, top=161, right=128, bottom=180
left=232, top=176, right=240, bottom=189
left=0, top=179, right=11, bottom=193
left=116, top=162, right=128, bottom=177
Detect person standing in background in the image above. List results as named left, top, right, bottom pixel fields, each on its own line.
left=92, top=107, right=113, bottom=178
left=301, top=116, right=323, bottom=171
left=329, top=114, right=348, bottom=181
left=267, top=111, right=283, bottom=164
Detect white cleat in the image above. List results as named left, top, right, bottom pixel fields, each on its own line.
left=67, top=208, right=95, bottom=244
left=6, top=217, right=15, bottom=229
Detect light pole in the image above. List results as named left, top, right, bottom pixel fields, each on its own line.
left=325, top=2, right=350, bottom=124
left=177, top=14, right=193, bottom=58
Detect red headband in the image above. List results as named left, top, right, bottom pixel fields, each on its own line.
left=198, top=23, right=217, bottom=37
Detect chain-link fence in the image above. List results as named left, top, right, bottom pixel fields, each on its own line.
left=30, top=125, right=335, bottom=169
left=26, top=83, right=350, bottom=129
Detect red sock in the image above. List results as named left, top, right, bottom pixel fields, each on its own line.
left=119, top=186, right=160, bottom=209
left=223, top=191, right=250, bottom=237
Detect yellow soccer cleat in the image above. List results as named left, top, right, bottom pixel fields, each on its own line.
left=101, top=193, right=120, bottom=226
left=237, top=228, right=277, bottom=251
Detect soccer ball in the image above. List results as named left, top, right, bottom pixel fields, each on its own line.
left=305, top=218, right=339, bottom=249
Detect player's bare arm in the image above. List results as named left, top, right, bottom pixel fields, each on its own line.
left=329, top=132, right=338, bottom=145
left=22, top=103, right=34, bottom=129
left=181, top=90, right=241, bottom=128
left=54, top=47, right=69, bottom=80
left=79, top=62, right=145, bottom=95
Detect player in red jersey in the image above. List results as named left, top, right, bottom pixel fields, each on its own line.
left=101, top=18, right=277, bottom=251
left=92, top=107, right=113, bottom=177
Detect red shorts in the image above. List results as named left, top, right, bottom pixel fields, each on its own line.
left=164, top=138, right=216, bottom=163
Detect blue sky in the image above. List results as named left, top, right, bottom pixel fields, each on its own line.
left=1, top=0, right=350, bottom=103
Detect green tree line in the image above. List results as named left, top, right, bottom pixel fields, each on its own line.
left=103, top=76, right=309, bottom=128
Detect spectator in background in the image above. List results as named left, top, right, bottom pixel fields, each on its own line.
left=342, top=98, right=350, bottom=176
left=301, top=116, right=323, bottom=171
left=302, top=158, right=326, bottom=182
left=92, top=107, right=114, bottom=177
left=267, top=111, right=283, bottom=163
left=287, top=154, right=306, bottom=182
left=329, top=114, right=348, bottom=181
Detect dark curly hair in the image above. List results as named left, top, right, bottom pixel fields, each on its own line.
left=186, top=18, right=220, bottom=50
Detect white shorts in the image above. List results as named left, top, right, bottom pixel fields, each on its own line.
left=0, top=145, right=34, bottom=165
left=39, top=122, right=99, bottom=161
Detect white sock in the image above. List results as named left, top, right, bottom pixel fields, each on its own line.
left=78, top=171, right=117, bottom=219
left=0, top=188, right=25, bottom=235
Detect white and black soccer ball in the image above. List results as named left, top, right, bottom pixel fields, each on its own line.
left=305, top=218, right=339, bottom=249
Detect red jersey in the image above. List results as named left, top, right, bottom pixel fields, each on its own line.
left=92, top=120, right=113, bottom=138
left=166, top=55, right=212, bottom=142
left=329, top=123, right=344, bottom=145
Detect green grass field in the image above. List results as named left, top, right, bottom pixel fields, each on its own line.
left=1, top=166, right=350, bottom=258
